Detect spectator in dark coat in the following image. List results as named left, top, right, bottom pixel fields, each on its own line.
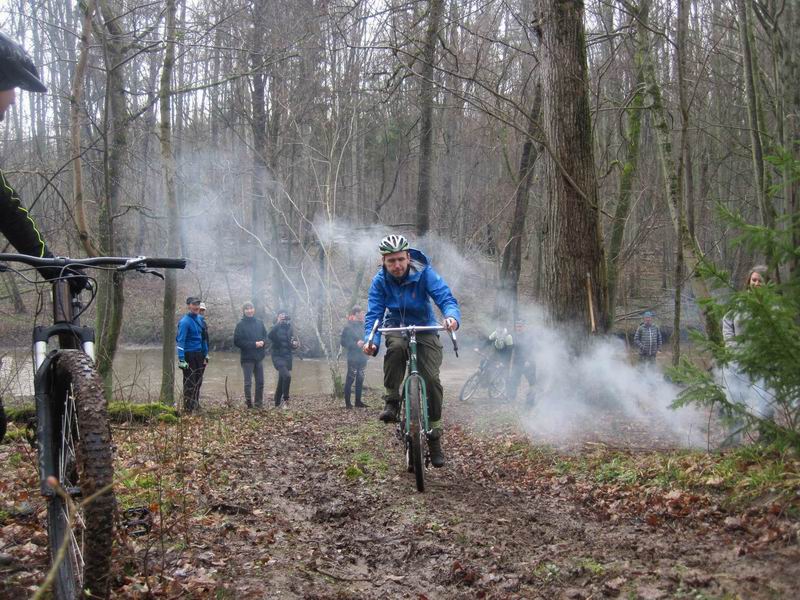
left=340, top=306, right=368, bottom=409
left=268, top=309, right=299, bottom=407
left=634, top=310, right=662, bottom=364
left=233, top=301, right=268, bottom=408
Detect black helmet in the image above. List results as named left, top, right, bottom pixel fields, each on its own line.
left=0, top=32, right=47, bottom=93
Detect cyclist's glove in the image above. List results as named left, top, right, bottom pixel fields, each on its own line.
left=178, top=360, right=189, bottom=370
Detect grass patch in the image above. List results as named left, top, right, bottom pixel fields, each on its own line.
left=5, top=401, right=179, bottom=425
left=487, top=434, right=799, bottom=513
left=332, top=419, right=390, bottom=480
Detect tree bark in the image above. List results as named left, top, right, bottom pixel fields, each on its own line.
left=640, top=0, right=721, bottom=344
left=415, top=0, right=444, bottom=236
left=159, top=0, right=179, bottom=405
left=497, top=80, right=541, bottom=322
left=95, top=0, right=129, bottom=399
left=538, top=0, right=608, bottom=333
left=606, top=0, right=648, bottom=331
left=70, top=0, right=99, bottom=258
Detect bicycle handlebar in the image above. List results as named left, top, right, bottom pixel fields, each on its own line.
left=366, top=321, right=459, bottom=357
left=0, top=254, right=187, bottom=271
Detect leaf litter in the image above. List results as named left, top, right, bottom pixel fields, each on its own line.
left=0, top=391, right=797, bottom=598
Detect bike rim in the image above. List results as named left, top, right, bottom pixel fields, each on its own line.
left=58, top=384, right=85, bottom=589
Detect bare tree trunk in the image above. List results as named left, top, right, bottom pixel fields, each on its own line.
left=95, top=0, right=129, bottom=399
left=641, top=0, right=721, bottom=344
left=70, top=0, right=99, bottom=258
left=737, top=0, right=777, bottom=235
left=538, top=0, right=608, bottom=333
left=415, top=0, right=444, bottom=236
left=497, top=81, right=541, bottom=322
left=159, top=0, right=179, bottom=405
left=606, top=0, right=648, bottom=330
left=250, top=0, right=270, bottom=318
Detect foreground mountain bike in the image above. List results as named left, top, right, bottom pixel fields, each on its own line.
left=0, top=253, right=185, bottom=599
left=367, top=322, right=458, bottom=492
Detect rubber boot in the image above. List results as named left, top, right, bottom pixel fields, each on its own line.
left=379, top=400, right=399, bottom=423
left=428, top=428, right=445, bottom=468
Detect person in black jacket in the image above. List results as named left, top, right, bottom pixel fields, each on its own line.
left=0, top=33, right=86, bottom=442
left=268, top=309, right=298, bottom=407
left=233, top=301, right=268, bottom=408
left=340, top=306, right=368, bottom=409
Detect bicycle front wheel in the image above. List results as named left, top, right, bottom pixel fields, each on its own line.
left=407, top=377, right=425, bottom=492
left=43, top=350, right=115, bottom=599
left=459, top=371, right=482, bottom=402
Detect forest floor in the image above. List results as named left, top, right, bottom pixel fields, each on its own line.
left=1, top=388, right=799, bottom=599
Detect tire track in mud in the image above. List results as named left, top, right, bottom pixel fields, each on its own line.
left=207, top=395, right=796, bottom=599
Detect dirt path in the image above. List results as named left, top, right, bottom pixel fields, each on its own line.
left=1, top=392, right=797, bottom=599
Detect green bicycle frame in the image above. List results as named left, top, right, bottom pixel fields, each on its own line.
left=402, top=331, right=430, bottom=435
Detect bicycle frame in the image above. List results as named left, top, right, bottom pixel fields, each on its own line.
left=368, top=323, right=455, bottom=437
left=401, top=329, right=431, bottom=436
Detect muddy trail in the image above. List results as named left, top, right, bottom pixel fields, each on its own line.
left=1, top=391, right=798, bottom=599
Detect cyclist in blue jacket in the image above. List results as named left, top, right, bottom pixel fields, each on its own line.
left=176, top=296, right=208, bottom=412
left=363, top=234, right=460, bottom=467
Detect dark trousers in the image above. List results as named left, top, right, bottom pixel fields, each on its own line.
left=182, top=351, right=205, bottom=412
left=242, top=360, right=264, bottom=407
left=272, top=356, right=292, bottom=406
left=383, top=333, right=443, bottom=424
left=344, top=360, right=366, bottom=406
left=508, top=361, right=536, bottom=404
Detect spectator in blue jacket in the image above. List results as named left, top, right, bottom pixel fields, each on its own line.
left=363, top=234, right=460, bottom=468
left=176, top=296, right=208, bottom=412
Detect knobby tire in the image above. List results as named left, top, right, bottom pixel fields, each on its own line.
left=44, top=351, right=115, bottom=600
left=407, top=377, right=425, bottom=492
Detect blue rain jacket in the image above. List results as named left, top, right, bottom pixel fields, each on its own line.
left=176, top=312, right=208, bottom=360
left=363, top=248, right=461, bottom=348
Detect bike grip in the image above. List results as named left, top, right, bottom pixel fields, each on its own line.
left=366, top=320, right=379, bottom=346
left=144, top=257, right=187, bottom=269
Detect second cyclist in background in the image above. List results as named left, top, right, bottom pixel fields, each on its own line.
left=363, top=234, right=460, bottom=467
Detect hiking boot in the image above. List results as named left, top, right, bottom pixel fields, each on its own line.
left=355, top=400, right=368, bottom=408
left=345, top=400, right=353, bottom=409
left=379, top=401, right=399, bottom=423
left=428, top=430, right=445, bottom=468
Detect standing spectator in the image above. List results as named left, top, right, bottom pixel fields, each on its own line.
left=508, top=319, right=537, bottom=406
left=340, top=306, right=368, bottom=409
left=233, top=301, right=268, bottom=408
left=198, top=302, right=209, bottom=381
left=633, top=310, right=662, bottom=364
left=269, top=309, right=299, bottom=407
left=721, top=266, right=774, bottom=441
left=176, top=296, right=208, bottom=412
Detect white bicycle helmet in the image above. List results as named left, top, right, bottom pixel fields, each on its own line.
left=379, top=234, right=409, bottom=255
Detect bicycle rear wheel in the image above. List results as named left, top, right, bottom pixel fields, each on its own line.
left=407, top=377, right=425, bottom=492
left=488, top=368, right=507, bottom=400
left=459, top=371, right=482, bottom=402
left=43, top=350, right=115, bottom=599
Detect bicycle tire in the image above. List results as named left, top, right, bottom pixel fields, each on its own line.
left=400, top=401, right=413, bottom=473
left=407, top=377, right=425, bottom=492
left=488, top=368, right=507, bottom=400
left=459, top=372, right=482, bottom=402
left=43, top=350, right=115, bottom=600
